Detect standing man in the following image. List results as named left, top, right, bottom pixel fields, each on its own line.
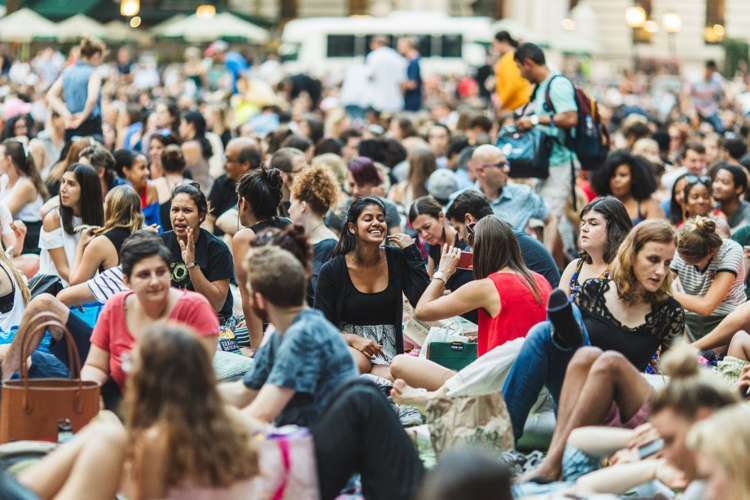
left=493, top=31, right=531, bottom=113
left=514, top=42, right=578, bottom=221
left=397, top=37, right=422, bottom=112
left=206, top=138, right=262, bottom=235
left=366, top=36, right=406, bottom=114
left=690, top=60, right=725, bottom=133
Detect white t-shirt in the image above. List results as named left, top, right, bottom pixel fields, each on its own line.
left=365, top=47, right=406, bottom=113
left=671, top=238, right=746, bottom=316
left=38, top=211, right=81, bottom=285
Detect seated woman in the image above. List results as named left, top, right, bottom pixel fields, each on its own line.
left=17, top=322, right=424, bottom=500
left=0, top=250, right=27, bottom=332
left=409, top=195, right=475, bottom=321
left=501, top=220, right=684, bottom=441
left=389, top=216, right=552, bottom=390
left=114, top=148, right=160, bottom=227
left=662, top=172, right=691, bottom=226
left=0, top=139, right=46, bottom=254
left=39, top=163, right=104, bottom=285
left=590, top=150, right=664, bottom=224
left=315, top=197, right=429, bottom=380
left=671, top=217, right=746, bottom=341
left=680, top=175, right=730, bottom=236
left=232, top=168, right=291, bottom=350
left=288, top=164, right=339, bottom=305
left=161, top=184, right=234, bottom=337
left=69, top=185, right=144, bottom=285
left=81, top=231, right=219, bottom=401
left=559, top=196, right=632, bottom=297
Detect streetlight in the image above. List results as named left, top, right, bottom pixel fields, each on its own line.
left=196, top=4, right=217, bottom=18
left=120, top=0, right=140, bottom=17
left=625, top=5, right=646, bottom=71
left=663, top=12, right=681, bottom=59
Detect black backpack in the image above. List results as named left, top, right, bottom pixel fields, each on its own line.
left=544, top=75, right=610, bottom=171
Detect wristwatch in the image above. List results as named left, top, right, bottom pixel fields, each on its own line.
left=433, top=271, right=447, bottom=285
left=530, top=115, right=540, bottom=126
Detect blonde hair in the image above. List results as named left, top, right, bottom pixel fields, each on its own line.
left=95, top=185, right=144, bottom=237
left=687, top=405, right=750, bottom=499
left=677, top=216, right=723, bottom=261
left=651, top=340, right=738, bottom=417
left=610, top=219, right=674, bottom=304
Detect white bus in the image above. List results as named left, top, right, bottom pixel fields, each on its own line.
left=279, top=11, right=493, bottom=79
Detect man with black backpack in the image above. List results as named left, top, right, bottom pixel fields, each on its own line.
left=513, top=43, right=579, bottom=219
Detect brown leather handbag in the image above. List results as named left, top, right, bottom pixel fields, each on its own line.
left=0, top=312, right=100, bottom=443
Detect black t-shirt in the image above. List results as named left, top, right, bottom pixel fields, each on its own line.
left=207, top=174, right=238, bottom=236
left=161, top=228, right=234, bottom=320
left=576, top=279, right=684, bottom=371
left=427, top=239, right=476, bottom=323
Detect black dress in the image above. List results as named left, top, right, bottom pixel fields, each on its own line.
left=575, top=279, right=685, bottom=371
left=100, top=227, right=132, bottom=272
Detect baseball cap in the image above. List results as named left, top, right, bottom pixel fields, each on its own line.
left=426, top=169, right=459, bottom=203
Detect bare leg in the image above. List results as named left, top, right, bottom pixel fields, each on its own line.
left=533, top=351, right=653, bottom=481
left=18, top=418, right=126, bottom=500
left=390, top=355, right=456, bottom=391
left=390, top=379, right=435, bottom=410
left=728, top=331, right=750, bottom=361
left=350, top=347, right=373, bottom=374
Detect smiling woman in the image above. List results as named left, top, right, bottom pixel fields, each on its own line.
left=314, top=196, right=429, bottom=379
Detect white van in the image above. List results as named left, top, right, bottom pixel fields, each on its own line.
left=279, top=11, right=493, bottom=79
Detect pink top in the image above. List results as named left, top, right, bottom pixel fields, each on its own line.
left=477, top=271, right=551, bottom=356
left=91, top=289, right=220, bottom=388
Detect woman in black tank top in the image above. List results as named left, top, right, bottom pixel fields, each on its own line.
left=68, top=185, right=144, bottom=285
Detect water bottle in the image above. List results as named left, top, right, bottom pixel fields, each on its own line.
left=57, top=418, right=73, bottom=444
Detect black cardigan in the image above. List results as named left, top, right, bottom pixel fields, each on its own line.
left=313, top=244, right=430, bottom=354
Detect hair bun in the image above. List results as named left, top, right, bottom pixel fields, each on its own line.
left=264, top=167, right=284, bottom=191
left=660, top=341, right=700, bottom=379
left=693, top=216, right=716, bottom=234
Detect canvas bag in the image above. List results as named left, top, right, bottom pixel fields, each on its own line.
left=0, top=312, right=100, bottom=443
left=426, top=391, right=515, bottom=456
left=254, top=426, right=320, bottom=500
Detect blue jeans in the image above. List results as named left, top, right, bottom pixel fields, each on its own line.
left=502, top=304, right=590, bottom=440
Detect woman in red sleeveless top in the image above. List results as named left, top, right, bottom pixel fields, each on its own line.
left=390, top=215, right=551, bottom=390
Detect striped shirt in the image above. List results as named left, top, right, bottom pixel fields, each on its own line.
left=671, top=239, right=746, bottom=316
left=87, top=266, right=126, bottom=304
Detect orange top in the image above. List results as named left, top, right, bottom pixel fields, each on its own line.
left=495, top=50, right=532, bottom=112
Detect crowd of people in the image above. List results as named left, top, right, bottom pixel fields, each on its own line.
left=2, top=28, right=750, bottom=499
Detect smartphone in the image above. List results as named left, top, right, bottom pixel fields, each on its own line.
left=74, top=224, right=94, bottom=234
left=637, top=438, right=664, bottom=459
left=457, top=251, right=473, bottom=270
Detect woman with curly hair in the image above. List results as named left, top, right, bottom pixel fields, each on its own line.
left=289, top=164, right=340, bottom=304
left=590, top=150, right=664, bottom=225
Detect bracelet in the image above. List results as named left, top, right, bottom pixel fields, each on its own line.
left=186, top=262, right=197, bottom=269
left=432, top=275, right=447, bottom=285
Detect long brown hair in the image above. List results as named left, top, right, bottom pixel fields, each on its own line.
left=47, top=137, right=94, bottom=185
left=1, top=140, right=47, bottom=199
left=125, top=323, right=258, bottom=489
left=407, top=147, right=437, bottom=199
left=472, top=216, right=542, bottom=303
left=610, top=219, right=675, bottom=304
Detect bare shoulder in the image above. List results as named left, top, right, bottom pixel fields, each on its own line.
left=42, top=209, right=61, bottom=230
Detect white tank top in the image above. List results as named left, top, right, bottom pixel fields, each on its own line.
left=0, top=174, right=43, bottom=223
left=0, top=262, right=24, bottom=331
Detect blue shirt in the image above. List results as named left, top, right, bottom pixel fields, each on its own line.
left=403, top=57, right=422, bottom=111
left=452, top=183, right=549, bottom=232
left=531, top=72, right=577, bottom=167
left=62, top=61, right=101, bottom=117
left=243, top=308, right=357, bottom=426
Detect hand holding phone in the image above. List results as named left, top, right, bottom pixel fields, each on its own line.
left=457, top=250, right=473, bottom=270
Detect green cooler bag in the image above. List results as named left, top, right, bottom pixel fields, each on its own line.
left=426, top=341, right=477, bottom=371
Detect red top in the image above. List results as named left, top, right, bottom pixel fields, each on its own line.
left=138, top=185, right=148, bottom=208
left=91, top=290, right=220, bottom=388
left=477, top=271, right=552, bottom=356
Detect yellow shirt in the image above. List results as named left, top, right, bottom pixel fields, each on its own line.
left=495, top=51, right=532, bottom=112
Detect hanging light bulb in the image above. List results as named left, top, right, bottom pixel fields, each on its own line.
left=120, top=0, right=140, bottom=17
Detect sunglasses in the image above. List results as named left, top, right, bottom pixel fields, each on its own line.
left=684, top=175, right=710, bottom=184
left=466, top=221, right=476, bottom=245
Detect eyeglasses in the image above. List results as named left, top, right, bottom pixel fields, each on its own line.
left=477, top=161, right=508, bottom=172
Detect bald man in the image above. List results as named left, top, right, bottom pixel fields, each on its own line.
left=207, top=137, right=262, bottom=235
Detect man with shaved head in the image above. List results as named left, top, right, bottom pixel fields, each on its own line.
left=207, top=137, right=262, bottom=235
left=465, top=144, right=549, bottom=234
